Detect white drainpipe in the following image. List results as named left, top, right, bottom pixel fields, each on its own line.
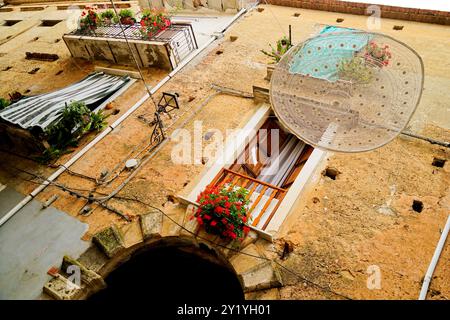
left=418, top=214, right=450, bottom=300
left=0, top=8, right=248, bottom=228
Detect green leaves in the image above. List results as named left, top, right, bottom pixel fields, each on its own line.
left=0, top=97, right=10, bottom=110
left=338, top=56, right=373, bottom=84
left=90, top=109, right=109, bottom=131
left=42, top=101, right=109, bottom=162
left=261, top=36, right=293, bottom=63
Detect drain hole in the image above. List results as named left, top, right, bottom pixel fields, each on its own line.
left=3, top=20, right=21, bottom=26
left=257, top=8, right=264, bottom=12
left=24, top=89, right=31, bottom=94
left=55, top=70, right=63, bottom=75
left=336, top=18, right=344, bottom=23
left=323, top=167, right=340, bottom=180
left=28, top=67, right=40, bottom=74
left=432, top=157, right=446, bottom=168
left=111, top=109, right=120, bottom=115
left=2, top=66, right=12, bottom=71
left=32, top=37, right=39, bottom=42
left=293, top=13, right=301, bottom=17
left=393, top=25, right=404, bottom=30
left=40, top=20, right=63, bottom=27
left=412, top=200, right=423, bottom=213
left=216, top=49, right=224, bottom=55
left=55, top=38, right=61, bottom=43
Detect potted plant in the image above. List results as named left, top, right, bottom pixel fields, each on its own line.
left=192, top=184, right=251, bottom=242
left=100, top=9, right=116, bottom=26
left=117, top=9, right=135, bottom=25
left=364, top=41, right=392, bottom=68
left=139, top=9, right=171, bottom=39
left=79, top=6, right=100, bottom=32
left=261, top=36, right=293, bottom=63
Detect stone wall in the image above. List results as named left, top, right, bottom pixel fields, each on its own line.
left=268, top=0, right=450, bottom=25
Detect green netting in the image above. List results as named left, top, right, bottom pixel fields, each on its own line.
left=289, top=26, right=373, bottom=81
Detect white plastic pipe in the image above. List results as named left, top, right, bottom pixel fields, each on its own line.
left=418, top=214, right=450, bottom=300
left=0, top=8, right=247, bottom=228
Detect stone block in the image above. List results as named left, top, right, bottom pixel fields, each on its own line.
left=61, top=256, right=106, bottom=291
left=140, top=211, right=163, bottom=240
left=229, top=244, right=266, bottom=274
left=92, top=226, right=124, bottom=258
left=239, top=262, right=283, bottom=292
left=43, top=275, right=81, bottom=300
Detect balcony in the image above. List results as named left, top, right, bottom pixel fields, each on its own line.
left=210, top=168, right=288, bottom=231
left=63, top=23, right=198, bottom=70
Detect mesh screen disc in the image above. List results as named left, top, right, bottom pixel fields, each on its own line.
left=270, top=31, right=424, bottom=152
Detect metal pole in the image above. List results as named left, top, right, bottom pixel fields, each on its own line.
left=289, top=24, right=292, bottom=44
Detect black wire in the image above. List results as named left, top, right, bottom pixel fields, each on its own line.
left=8, top=167, right=352, bottom=300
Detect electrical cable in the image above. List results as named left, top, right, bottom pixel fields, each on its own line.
left=9, top=165, right=352, bottom=300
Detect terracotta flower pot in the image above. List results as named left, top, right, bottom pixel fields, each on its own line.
left=120, top=17, right=134, bottom=25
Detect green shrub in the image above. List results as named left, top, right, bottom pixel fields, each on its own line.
left=46, top=101, right=91, bottom=149
left=261, top=36, right=293, bottom=63
left=118, top=9, right=134, bottom=18
left=88, top=109, right=109, bottom=131
left=101, top=9, right=116, bottom=19
left=338, top=56, right=373, bottom=84
left=0, top=97, right=11, bottom=110
left=41, top=101, right=110, bottom=162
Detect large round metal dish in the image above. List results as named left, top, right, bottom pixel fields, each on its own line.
left=270, top=30, right=424, bottom=153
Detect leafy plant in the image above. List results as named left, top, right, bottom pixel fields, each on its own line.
left=193, top=184, right=251, bottom=241
left=118, top=9, right=134, bottom=18
left=37, top=146, right=71, bottom=164
left=89, top=109, right=109, bottom=131
left=100, top=9, right=115, bottom=19
left=261, top=36, right=292, bottom=63
left=40, top=101, right=110, bottom=163
left=0, top=97, right=10, bottom=110
left=114, top=9, right=135, bottom=25
left=46, top=101, right=91, bottom=148
left=338, top=56, right=373, bottom=84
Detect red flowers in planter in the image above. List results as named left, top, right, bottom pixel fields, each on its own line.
left=79, top=6, right=99, bottom=31
left=193, top=184, right=251, bottom=242
left=364, top=41, right=392, bottom=67
left=139, top=9, right=171, bottom=39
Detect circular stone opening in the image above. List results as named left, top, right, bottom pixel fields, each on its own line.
left=89, top=245, right=244, bottom=301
